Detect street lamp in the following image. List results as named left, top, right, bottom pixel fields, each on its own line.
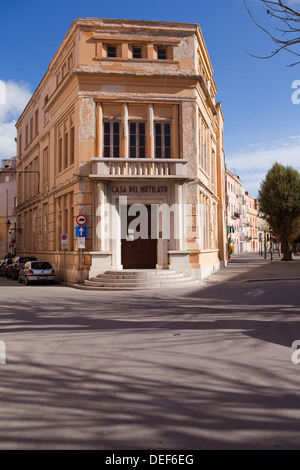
left=259, top=232, right=263, bottom=256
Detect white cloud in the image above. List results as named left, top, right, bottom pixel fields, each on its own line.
left=0, top=80, right=32, bottom=160
left=226, top=139, right=300, bottom=198
left=0, top=121, right=18, bottom=159
left=227, top=143, right=300, bottom=172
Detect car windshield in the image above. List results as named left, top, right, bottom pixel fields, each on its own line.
left=31, top=262, right=52, bottom=270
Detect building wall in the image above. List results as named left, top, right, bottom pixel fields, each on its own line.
left=0, top=158, right=17, bottom=258
left=226, top=170, right=244, bottom=254
left=226, top=170, right=259, bottom=255
left=15, top=18, right=227, bottom=283
left=247, top=195, right=259, bottom=252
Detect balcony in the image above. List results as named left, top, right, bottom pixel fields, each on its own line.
left=90, top=158, right=189, bottom=181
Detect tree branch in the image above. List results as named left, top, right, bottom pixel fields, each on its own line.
left=244, top=0, right=300, bottom=66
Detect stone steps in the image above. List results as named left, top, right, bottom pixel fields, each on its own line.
left=79, top=269, right=204, bottom=291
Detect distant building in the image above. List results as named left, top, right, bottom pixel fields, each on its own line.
left=246, top=194, right=259, bottom=252
left=0, top=157, right=17, bottom=258
left=15, top=18, right=227, bottom=283
left=226, top=169, right=259, bottom=254
left=226, top=169, right=245, bottom=254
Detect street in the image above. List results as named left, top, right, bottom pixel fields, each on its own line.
left=0, top=252, right=300, bottom=450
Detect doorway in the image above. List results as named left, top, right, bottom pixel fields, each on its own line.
left=121, top=205, right=157, bottom=269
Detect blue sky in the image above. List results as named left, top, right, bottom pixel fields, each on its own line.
left=1, top=0, right=300, bottom=197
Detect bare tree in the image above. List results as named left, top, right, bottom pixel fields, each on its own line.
left=244, top=0, right=300, bottom=66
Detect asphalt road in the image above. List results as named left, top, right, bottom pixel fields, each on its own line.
left=0, top=253, right=300, bottom=450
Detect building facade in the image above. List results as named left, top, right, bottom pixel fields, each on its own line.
left=0, top=157, right=17, bottom=258
left=226, top=169, right=245, bottom=254
left=226, top=170, right=260, bottom=254
left=246, top=194, right=259, bottom=252
left=15, top=18, right=227, bottom=283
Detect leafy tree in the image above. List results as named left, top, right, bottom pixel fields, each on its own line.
left=258, top=163, right=300, bottom=260
left=244, top=0, right=300, bottom=66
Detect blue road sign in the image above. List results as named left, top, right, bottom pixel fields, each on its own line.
left=76, top=225, right=87, bottom=237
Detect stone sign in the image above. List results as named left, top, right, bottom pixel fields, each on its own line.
left=111, top=185, right=168, bottom=194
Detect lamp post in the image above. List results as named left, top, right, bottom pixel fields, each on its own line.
left=259, top=232, right=263, bottom=256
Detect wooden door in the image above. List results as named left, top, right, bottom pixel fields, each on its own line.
left=121, top=205, right=157, bottom=269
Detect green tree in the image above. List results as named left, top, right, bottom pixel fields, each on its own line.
left=259, top=163, right=300, bottom=261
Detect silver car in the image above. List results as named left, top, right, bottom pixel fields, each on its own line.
left=19, top=261, right=55, bottom=285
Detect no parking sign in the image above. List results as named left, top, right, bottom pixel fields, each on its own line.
left=61, top=234, right=68, bottom=250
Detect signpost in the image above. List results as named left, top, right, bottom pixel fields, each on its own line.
left=61, top=234, right=68, bottom=250
left=76, top=225, right=87, bottom=238
left=76, top=214, right=87, bottom=226
left=61, top=234, right=68, bottom=285
left=76, top=215, right=87, bottom=284
left=77, top=237, right=86, bottom=249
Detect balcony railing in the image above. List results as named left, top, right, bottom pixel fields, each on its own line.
left=90, top=158, right=189, bottom=180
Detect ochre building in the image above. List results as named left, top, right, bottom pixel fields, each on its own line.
left=15, top=18, right=227, bottom=283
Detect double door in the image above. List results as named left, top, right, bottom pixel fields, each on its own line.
left=121, top=205, right=157, bottom=269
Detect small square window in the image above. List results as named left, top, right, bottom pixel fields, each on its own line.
left=107, top=46, right=117, bottom=58
left=157, top=47, right=167, bottom=60
left=132, top=47, right=142, bottom=59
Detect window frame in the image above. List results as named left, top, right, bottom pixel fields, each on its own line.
left=129, top=121, right=146, bottom=158
left=106, top=45, right=118, bottom=58
left=103, top=120, right=120, bottom=158
left=154, top=122, right=171, bottom=159
left=132, top=46, right=143, bottom=59
left=157, top=46, right=167, bottom=60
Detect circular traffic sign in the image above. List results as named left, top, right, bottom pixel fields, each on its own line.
left=62, top=234, right=68, bottom=240
left=76, top=214, right=87, bottom=226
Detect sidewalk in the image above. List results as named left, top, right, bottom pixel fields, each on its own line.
left=206, top=251, right=300, bottom=284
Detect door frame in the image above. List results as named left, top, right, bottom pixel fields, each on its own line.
left=112, top=196, right=168, bottom=270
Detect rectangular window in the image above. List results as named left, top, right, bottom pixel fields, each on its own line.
left=155, top=122, right=171, bottom=158
left=33, top=157, right=39, bottom=193
left=58, top=136, right=62, bottom=173
left=29, top=117, right=33, bottom=142
left=64, top=129, right=68, bottom=170
left=43, top=147, right=49, bottom=186
left=132, top=47, right=142, bottom=59
left=107, top=45, right=117, bottom=58
left=35, top=109, right=38, bottom=136
left=70, top=125, right=74, bottom=165
left=103, top=121, right=120, bottom=158
left=157, top=47, right=167, bottom=60
left=129, top=122, right=146, bottom=158
left=44, top=95, right=49, bottom=124
left=19, top=133, right=22, bottom=156
left=25, top=125, right=28, bottom=147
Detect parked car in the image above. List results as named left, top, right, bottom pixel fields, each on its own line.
left=19, top=261, right=55, bottom=285
left=7, top=256, right=38, bottom=280
left=0, top=258, right=13, bottom=277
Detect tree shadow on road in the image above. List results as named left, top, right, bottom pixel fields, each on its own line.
left=0, top=269, right=300, bottom=449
